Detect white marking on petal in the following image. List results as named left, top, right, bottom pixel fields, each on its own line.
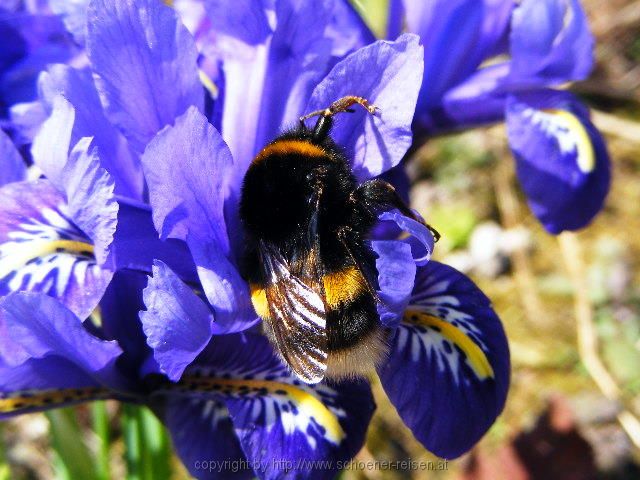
left=523, top=108, right=595, bottom=173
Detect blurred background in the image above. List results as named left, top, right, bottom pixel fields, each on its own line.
left=2, top=0, right=640, bottom=478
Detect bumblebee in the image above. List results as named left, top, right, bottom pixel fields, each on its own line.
left=240, top=96, right=437, bottom=384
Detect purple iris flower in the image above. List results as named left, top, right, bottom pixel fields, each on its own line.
left=390, top=0, right=611, bottom=234
left=0, top=0, right=510, bottom=478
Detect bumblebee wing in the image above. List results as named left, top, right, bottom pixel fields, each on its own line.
left=259, top=241, right=328, bottom=383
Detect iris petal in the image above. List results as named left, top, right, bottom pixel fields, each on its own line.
left=202, top=0, right=271, bottom=46
left=400, top=0, right=512, bottom=108
left=141, top=107, right=252, bottom=329
left=140, top=261, right=215, bottom=382
left=109, top=199, right=198, bottom=283
left=50, top=0, right=90, bottom=45
left=427, top=62, right=509, bottom=133
left=217, top=0, right=335, bottom=195
left=87, top=0, right=203, bottom=154
left=371, top=240, right=416, bottom=328
left=378, top=261, right=510, bottom=459
left=0, top=292, right=125, bottom=418
left=326, top=0, right=375, bottom=58
left=378, top=210, right=434, bottom=265
left=38, top=64, right=142, bottom=198
left=31, top=96, right=120, bottom=266
left=0, top=128, right=25, bottom=186
left=162, top=333, right=375, bottom=480
left=509, top=0, right=593, bottom=86
left=306, top=33, right=424, bottom=181
left=0, top=180, right=112, bottom=319
left=62, top=137, right=119, bottom=265
left=98, top=270, right=150, bottom=370
left=506, top=90, right=610, bottom=233
left=162, top=397, right=252, bottom=480
left=30, top=94, right=74, bottom=186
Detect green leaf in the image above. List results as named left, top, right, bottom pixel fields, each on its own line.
left=122, top=405, right=173, bottom=480
left=91, top=402, right=111, bottom=480
left=122, top=405, right=142, bottom=480
left=0, top=424, right=11, bottom=480
left=139, top=408, right=172, bottom=480
left=46, top=408, right=96, bottom=480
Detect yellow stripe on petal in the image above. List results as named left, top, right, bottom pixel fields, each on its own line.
left=543, top=109, right=595, bottom=173
left=0, top=387, right=111, bottom=413
left=174, top=376, right=345, bottom=444
left=0, top=240, right=94, bottom=278
left=404, top=310, right=494, bottom=380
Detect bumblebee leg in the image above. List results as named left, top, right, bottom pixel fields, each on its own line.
left=299, top=96, right=380, bottom=142
left=353, top=179, right=441, bottom=242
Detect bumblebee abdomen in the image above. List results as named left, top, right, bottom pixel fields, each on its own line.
left=323, top=262, right=388, bottom=379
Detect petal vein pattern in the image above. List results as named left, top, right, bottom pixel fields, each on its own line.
left=0, top=181, right=111, bottom=319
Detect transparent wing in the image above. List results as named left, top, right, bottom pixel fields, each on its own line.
left=259, top=241, right=328, bottom=383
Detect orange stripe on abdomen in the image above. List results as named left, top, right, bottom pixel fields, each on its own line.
left=323, top=266, right=368, bottom=309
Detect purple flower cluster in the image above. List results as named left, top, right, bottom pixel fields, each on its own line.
left=0, top=0, right=605, bottom=478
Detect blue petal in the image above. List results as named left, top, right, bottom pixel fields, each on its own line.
left=506, top=90, right=610, bottom=233
left=378, top=210, right=434, bottom=265
left=50, top=0, right=90, bottom=45
left=509, top=0, right=593, bottom=86
left=0, top=292, right=125, bottom=417
left=38, top=65, right=143, bottom=198
left=7, top=100, right=47, bottom=146
left=378, top=261, right=510, bottom=459
left=87, top=0, right=203, bottom=154
left=403, top=0, right=512, bottom=107
left=32, top=97, right=119, bottom=266
left=141, top=261, right=214, bottom=382
left=218, top=0, right=334, bottom=195
left=162, top=398, right=252, bottom=480
left=424, top=62, right=509, bottom=133
left=326, top=0, right=375, bottom=58
left=141, top=107, right=252, bottom=329
left=0, top=292, right=121, bottom=371
left=0, top=13, right=76, bottom=110
left=0, top=180, right=113, bottom=319
left=98, top=270, right=150, bottom=372
left=371, top=240, right=416, bottom=328
left=62, top=137, right=119, bottom=265
left=170, top=333, right=375, bottom=480
left=0, top=361, right=114, bottom=419
left=109, top=198, right=198, bottom=283
left=30, top=94, right=74, bottom=186
left=306, top=33, right=424, bottom=181
left=0, top=128, right=25, bottom=185
left=202, top=0, right=271, bottom=45
left=386, top=0, right=405, bottom=40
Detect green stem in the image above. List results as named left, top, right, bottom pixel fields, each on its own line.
left=122, top=405, right=142, bottom=480
left=0, top=424, right=10, bottom=480
left=139, top=408, right=171, bottom=480
left=46, top=408, right=94, bottom=480
left=91, top=401, right=111, bottom=480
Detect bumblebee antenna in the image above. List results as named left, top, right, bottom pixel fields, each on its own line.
left=300, top=96, right=380, bottom=141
